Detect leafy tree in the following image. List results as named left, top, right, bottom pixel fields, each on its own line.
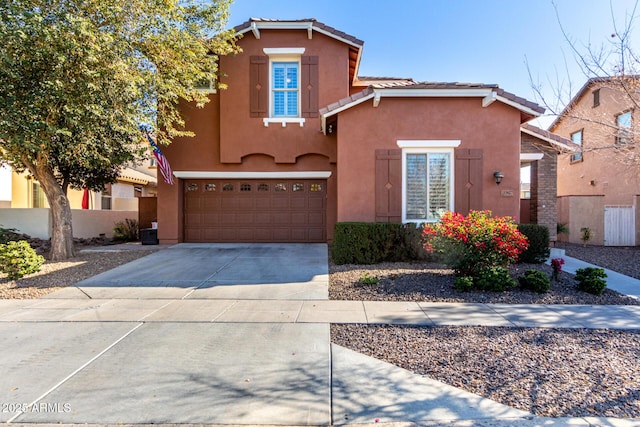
left=0, top=0, right=238, bottom=260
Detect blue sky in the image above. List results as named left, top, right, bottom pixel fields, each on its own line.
left=228, top=0, right=639, bottom=127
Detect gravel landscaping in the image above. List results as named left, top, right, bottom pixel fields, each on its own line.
left=332, top=324, right=640, bottom=418
left=330, top=244, right=640, bottom=419
left=0, top=248, right=154, bottom=299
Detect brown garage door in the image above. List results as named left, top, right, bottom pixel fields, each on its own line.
left=184, top=179, right=326, bottom=242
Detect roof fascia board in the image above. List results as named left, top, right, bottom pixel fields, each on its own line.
left=495, top=95, right=542, bottom=117
left=311, top=26, right=363, bottom=48
left=238, top=21, right=362, bottom=46
left=373, top=88, right=494, bottom=99
left=520, top=126, right=577, bottom=152
left=320, top=91, right=375, bottom=134
left=520, top=153, right=545, bottom=161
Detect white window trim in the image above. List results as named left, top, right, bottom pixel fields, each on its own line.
left=398, top=140, right=459, bottom=224
left=173, top=171, right=331, bottom=179
left=264, top=48, right=305, bottom=124
left=263, top=117, right=305, bottom=127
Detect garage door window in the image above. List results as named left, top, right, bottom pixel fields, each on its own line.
left=240, top=184, right=252, bottom=192
left=258, top=183, right=269, bottom=191
left=205, top=183, right=216, bottom=192
left=275, top=183, right=287, bottom=191
left=310, top=183, right=322, bottom=192
left=186, top=183, right=198, bottom=192
left=223, top=183, right=234, bottom=191
left=293, top=183, right=304, bottom=192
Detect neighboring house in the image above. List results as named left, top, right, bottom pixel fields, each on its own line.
left=550, top=77, right=640, bottom=246
left=3, top=160, right=156, bottom=211
left=157, top=18, right=548, bottom=244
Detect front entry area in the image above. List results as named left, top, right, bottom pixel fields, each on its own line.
left=184, top=179, right=327, bottom=243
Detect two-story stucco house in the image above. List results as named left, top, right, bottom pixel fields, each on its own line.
left=156, top=18, right=548, bottom=245
left=550, top=76, right=640, bottom=246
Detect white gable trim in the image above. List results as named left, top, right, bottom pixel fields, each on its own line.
left=238, top=21, right=362, bottom=47
left=520, top=153, right=544, bottom=162
left=173, top=171, right=332, bottom=179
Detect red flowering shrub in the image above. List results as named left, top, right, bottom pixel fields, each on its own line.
left=422, top=210, right=529, bottom=279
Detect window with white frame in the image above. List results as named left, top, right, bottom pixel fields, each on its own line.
left=272, top=62, right=299, bottom=117
left=571, top=129, right=583, bottom=162
left=399, top=141, right=458, bottom=223
left=616, top=110, right=632, bottom=144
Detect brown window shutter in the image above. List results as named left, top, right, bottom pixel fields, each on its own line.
left=250, top=56, right=268, bottom=118
left=301, top=56, right=319, bottom=118
left=454, top=148, right=483, bottom=215
left=375, top=149, right=402, bottom=222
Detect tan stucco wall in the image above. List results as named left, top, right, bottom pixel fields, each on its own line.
left=554, top=84, right=640, bottom=206
left=336, top=97, right=522, bottom=222
left=557, top=195, right=605, bottom=245
left=0, top=208, right=138, bottom=239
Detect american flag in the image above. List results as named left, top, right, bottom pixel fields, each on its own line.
left=145, top=132, right=174, bottom=185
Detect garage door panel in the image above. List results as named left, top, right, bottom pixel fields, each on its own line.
left=309, top=212, right=324, bottom=225
left=308, top=197, right=324, bottom=209
left=291, top=212, right=308, bottom=224
left=272, top=229, right=291, bottom=241
left=272, top=212, right=291, bottom=224
left=290, top=197, right=307, bottom=209
left=184, top=179, right=326, bottom=243
left=221, top=212, right=237, bottom=224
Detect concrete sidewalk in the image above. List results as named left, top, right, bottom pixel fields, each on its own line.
left=0, top=243, right=639, bottom=426
left=2, top=298, right=640, bottom=329
left=550, top=247, right=640, bottom=300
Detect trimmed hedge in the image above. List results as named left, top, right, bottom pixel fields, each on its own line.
left=517, top=224, right=550, bottom=264
left=332, top=222, right=428, bottom=264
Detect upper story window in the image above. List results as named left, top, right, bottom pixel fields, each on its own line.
left=571, top=129, right=583, bottom=163
left=250, top=48, right=318, bottom=127
left=592, top=88, right=600, bottom=107
left=615, top=110, right=633, bottom=145
left=272, top=62, right=299, bottom=117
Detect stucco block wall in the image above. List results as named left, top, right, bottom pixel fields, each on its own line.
left=0, top=208, right=138, bottom=239
left=557, top=195, right=605, bottom=245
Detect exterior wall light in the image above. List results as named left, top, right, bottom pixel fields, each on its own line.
left=493, top=171, right=504, bottom=185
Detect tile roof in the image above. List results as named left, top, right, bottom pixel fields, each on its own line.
left=319, top=82, right=544, bottom=116
left=521, top=123, right=578, bottom=152
left=354, top=76, right=416, bottom=88
left=233, top=18, right=364, bottom=47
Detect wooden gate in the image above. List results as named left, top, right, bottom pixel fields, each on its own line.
left=604, top=206, right=635, bottom=246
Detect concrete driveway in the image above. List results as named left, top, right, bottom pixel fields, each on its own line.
left=0, top=243, right=528, bottom=425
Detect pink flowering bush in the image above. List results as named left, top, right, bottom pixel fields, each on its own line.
left=422, top=210, right=529, bottom=282
left=551, top=257, right=565, bottom=281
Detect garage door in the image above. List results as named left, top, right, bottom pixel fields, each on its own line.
left=184, top=179, right=326, bottom=242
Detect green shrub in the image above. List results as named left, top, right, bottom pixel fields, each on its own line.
left=113, top=219, right=139, bottom=242
left=332, top=222, right=428, bottom=264
left=454, top=276, right=474, bottom=292
left=423, top=211, right=528, bottom=277
left=359, top=272, right=380, bottom=285
left=517, top=224, right=550, bottom=263
left=518, top=269, right=551, bottom=293
left=474, top=266, right=517, bottom=292
left=575, top=267, right=607, bottom=295
left=0, top=240, right=45, bottom=280
left=0, top=225, right=23, bottom=244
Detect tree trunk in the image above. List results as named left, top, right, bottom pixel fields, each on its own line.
left=37, top=167, right=76, bottom=260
